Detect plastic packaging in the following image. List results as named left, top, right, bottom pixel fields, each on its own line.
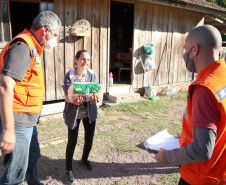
left=166, top=84, right=178, bottom=96
left=109, top=72, right=113, bottom=87
left=68, top=82, right=103, bottom=102
left=144, top=55, right=156, bottom=70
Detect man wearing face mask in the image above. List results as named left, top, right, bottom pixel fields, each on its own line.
left=0, top=11, right=61, bottom=184
left=155, top=25, right=226, bottom=185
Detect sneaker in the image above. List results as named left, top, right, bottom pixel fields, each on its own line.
left=65, top=171, right=75, bottom=184
left=79, top=160, right=93, bottom=171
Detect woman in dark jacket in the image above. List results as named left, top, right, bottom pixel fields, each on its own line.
left=62, top=50, right=100, bottom=184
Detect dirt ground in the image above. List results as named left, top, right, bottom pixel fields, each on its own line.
left=0, top=97, right=186, bottom=185
left=40, top=150, right=180, bottom=185
left=38, top=99, right=185, bottom=185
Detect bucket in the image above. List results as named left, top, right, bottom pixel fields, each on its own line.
left=144, top=86, right=156, bottom=97
left=143, top=44, right=154, bottom=55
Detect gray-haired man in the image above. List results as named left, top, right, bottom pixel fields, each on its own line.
left=0, top=11, right=61, bottom=184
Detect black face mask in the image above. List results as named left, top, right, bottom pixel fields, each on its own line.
left=183, top=47, right=196, bottom=73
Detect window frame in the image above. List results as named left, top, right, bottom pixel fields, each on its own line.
left=0, top=0, right=54, bottom=46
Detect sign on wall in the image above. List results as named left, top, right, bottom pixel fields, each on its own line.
left=71, top=19, right=91, bottom=37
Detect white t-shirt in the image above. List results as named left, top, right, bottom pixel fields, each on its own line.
left=71, top=72, right=88, bottom=119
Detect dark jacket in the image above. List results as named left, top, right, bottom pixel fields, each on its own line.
left=62, top=68, right=98, bottom=129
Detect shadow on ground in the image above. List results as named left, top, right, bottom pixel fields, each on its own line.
left=38, top=155, right=179, bottom=184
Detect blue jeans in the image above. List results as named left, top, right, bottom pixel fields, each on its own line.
left=0, top=123, right=43, bottom=185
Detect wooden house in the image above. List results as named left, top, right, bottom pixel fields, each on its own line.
left=0, top=0, right=226, bottom=103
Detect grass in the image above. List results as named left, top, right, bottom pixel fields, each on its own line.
left=36, top=91, right=187, bottom=184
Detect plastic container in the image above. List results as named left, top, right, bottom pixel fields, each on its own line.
left=144, top=86, right=156, bottom=97
left=68, top=82, right=103, bottom=102
left=109, top=72, right=113, bottom=87
left=166, top=84, right=178, bottom=96
left=143, top=44, right=154, bottom=55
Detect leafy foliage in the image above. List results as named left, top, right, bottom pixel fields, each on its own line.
left=205, top=0, right=226, bottom=8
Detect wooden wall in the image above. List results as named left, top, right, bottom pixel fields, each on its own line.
left=132, top=2, right=204, bottom=89
left=0, top=0, right=206, bottom=102
left=48, top=0, right=204, bottom=101
left=42, top=0, right=110, bottom=101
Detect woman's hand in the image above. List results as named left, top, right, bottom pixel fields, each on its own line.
left=89, top=94, right=100, bottom=104
left=66, top=95, right=85, bottom=105
left=73, top=96, right=85, bottom=105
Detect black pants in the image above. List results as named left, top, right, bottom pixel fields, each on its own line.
left=178, top=177, right=190, bottom=185
left=65, top=117, right=96, bottom=171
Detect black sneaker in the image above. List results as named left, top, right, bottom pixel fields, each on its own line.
left=65, top=171, right=75, bottom=184
left=79, top=160, right=93, bottom=171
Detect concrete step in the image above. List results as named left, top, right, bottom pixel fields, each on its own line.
left=106, top=92, right=140, bottom=104
left=109, top=84, right=132, bottom=94
left=41, top=102, right=65, bottom=116
left=102, top=100, right=119, bottom=107
left=41, top=100, right=103, bottom=116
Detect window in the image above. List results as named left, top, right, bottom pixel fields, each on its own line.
left=0, top=0, right=54, bottom=44
left=40, top=2, right=54, bottom=12
left=0, top=0, right=11, bottom=43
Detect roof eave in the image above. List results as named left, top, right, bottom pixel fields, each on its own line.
left=139, top=0, right=226, bottom=17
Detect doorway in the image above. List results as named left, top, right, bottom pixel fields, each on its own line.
left=110, top=1, right=134, bottom=84
left=10, top=1, right=39, bottom=37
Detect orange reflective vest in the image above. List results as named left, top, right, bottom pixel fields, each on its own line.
left=180, top=59, right=226, bottom=185
left=0, top=29, right=45, bottom=113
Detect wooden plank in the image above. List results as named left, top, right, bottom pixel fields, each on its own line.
left=64, top=0, right=75, bottom=73
left=43, top=49, right=56, bottom=101
left=187, top=11, right=202, bottom=81
left=132, top=5, right=138, bottom=89
left=169, top=7, right=179, bottom=84
left=74, top=0, right=84, bottom=55
left=91, top=0, right=101, bottom=76
left=133, top=1, right=146, bottom=89
left=151, top=5, right=161, bottom=86
left=158, top=6, right=169, bottom=86
left=139, top=2, right=146, bottom=89
left=166, top=7, right=173, bottom=85
left=184, top=10, right=193, bottom=81
left=173, top=9, right=183, bottom=83
left=77, top=0, right=84, bottom=19
left=144, top=3, right=153, bottom=87
left=42, top=0, right=63, bottom=101
left=177, top=9, right=187, bottom=83
left=41, top=54, right=45, bottom=101
left=156, top=5, right=168, bottom=86
left=99, top=0, right=109, bottom=91
left=106, top=0, right=111, bottom=93
left=84, top=0, right=93, bottom=64
left=54, top=0, right=65, bottom=100
left=154, top=4, right=163, bottom=86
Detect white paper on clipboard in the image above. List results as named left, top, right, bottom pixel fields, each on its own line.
left=143, top=129, right=180, bottom=153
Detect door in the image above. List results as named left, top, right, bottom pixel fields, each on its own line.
left=110, top=1, right=134, bottom=84
left=10, top=1, right=39, bottom=37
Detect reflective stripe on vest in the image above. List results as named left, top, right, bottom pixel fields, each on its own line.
left=216, top=86, right=226, bottom=101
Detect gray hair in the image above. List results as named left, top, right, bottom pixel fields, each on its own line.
left=31, top=11, right=61, bottom=31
